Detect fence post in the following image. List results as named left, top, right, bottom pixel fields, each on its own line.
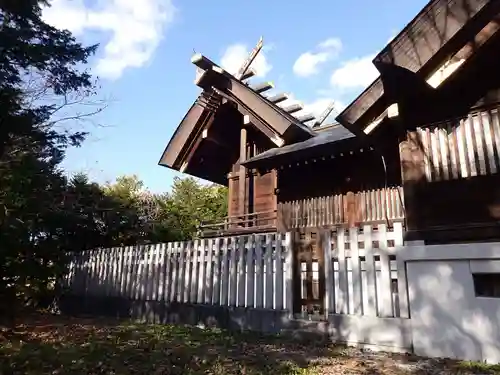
left=220, top=237, right=229, bottom=306
left=378, top=224, right=394, bottom=317
left=322, top=229, right=334, bottom=316
left=205, top=238, right=214, bottom=305
left=212, top=238, right=222, bottom=305
left=394, top=222, right=409, bottom=318
left=264, top=234, right=273, bottom=309
left=284, top=232, right=293, bottom=317
left=246, top=235, right=255, bottom=308
left=254, top=235, right=263, bottom=309
left=274, top=234, right=284, bottom=310
left=197, top=239, right=206, bottom=304
left=350, top=227, right=363, bottom=315
left=337, top=229, right=349, bottom=314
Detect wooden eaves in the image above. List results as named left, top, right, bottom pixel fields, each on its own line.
left=242, top=123, right=360, bottom=172
left=336, top=0, right=499, bottom=136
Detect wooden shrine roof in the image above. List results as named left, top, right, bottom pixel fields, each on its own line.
left=158, top=0, right=500, bottom=185
left=336, top=0, right=498, bottom=136
left=158, top=55, right=318, bottom=184
left=243, top=123, right=356, bottom=169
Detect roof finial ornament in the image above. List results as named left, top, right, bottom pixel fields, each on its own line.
left=312, top=101, right=336, bottom=128
left=236, top=36, right=264, bottom=80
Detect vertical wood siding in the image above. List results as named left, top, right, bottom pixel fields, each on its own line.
left=417, top=106, right=500, bottom=182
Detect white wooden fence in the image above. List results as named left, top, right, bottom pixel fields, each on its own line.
left=324, top=222, right=408, bottom=319
left=64, top=233, right=293, bottom=311
left=64, top=223, right=407, bottom=319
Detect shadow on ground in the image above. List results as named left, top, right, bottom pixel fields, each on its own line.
left=1, top=313, right=499, bottom=375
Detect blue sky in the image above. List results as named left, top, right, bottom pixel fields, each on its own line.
left=43, top=0, right=428, bottom=193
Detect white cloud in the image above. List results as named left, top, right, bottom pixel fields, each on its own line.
left=220, top=44, right=272, bottom=78
left=318, top=38, right=342, bottom=50
left=301, top=98, right=345, bottom=123
left=293, top=37, right=342, bottom=78
left=42, top=0, right=176, bottom=80
left=330, top=53, right=379, bottom=89
left=293, top=52, right=331, bottom=78
left=42, top=0, right=88, bottom=34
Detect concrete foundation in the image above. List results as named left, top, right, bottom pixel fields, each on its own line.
left=59, top=295, right=412, bottom=352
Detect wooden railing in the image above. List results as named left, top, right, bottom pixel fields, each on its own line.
left=199, top=210, right=277, bottom=237
left=200, top=187, right=405, bottom=237
left=277, top=187, right=405, bottom=229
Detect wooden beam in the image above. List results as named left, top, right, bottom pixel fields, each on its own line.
left=177, top=111, right=216, bottom=172
left=281, top=103, right=303, bottom=114
left=191, top=53, right=214, bottom=71
left=251, top=81, right=274, bottom=94
left=241, top=68, right=256, bottom=81
left=267, top=93, right=289, bottom=104
left=223, top=77, right=316, bottom=141
left=243, top=114, right=284, bottom=147
left=201, top=128, right=231, bottom=148
left=179, top=161, right=188, bottom=173
left=296, top=114, right=315, bottom=123
left=239, top=127, right=247, bottom=218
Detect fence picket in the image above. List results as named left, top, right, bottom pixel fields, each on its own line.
left=183, top=242, right=192, bottom=303
left=145, top=245, right=153, bottom=300
left=169, top=243, right=177, bottom=302
left=164, top=243, right=172, bottom=302
left=158, top=244, right=166, bottom=301
left=220, top=237, right=229, bottom=306
left=237, top=236, right=246, bottom=307
left=105, top=248, right=112, bottom=297
left=284, top=232, right=293, bottom=313
left=363, top=225, right=377, bottom=316
left=151, top=245, right=158, bottom=301
left=274, top=234, right=283, bottom=310
left=394, top=222, right=409, bottom=318
left=264, top=234, right=274, bottom=309
left=350, top=228, right=363, bottom=315
left=378, top=224, right=393, bottom=317
left=336, top=230, right=348, bottom=314
left=254, top=235, right=264, bottom=309
left=212, top=238, right=221, bottom=305
left=246, top=235, right=255, bottom=308
left=197, top=239, right=206, bottom=304
left=323, top=231, right=334, bottom=315
left=229, top=238, right=238, bottom=306
left=205, top=239, right=214, bottom=304
left=190, top=240, right=199, bottom=303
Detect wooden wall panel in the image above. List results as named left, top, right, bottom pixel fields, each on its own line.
left=277, top=187, right=404, bottom=230
left=416, top=106, right=500, bottom=182
left=401, top=105, right=500, bottom=242
left=253, top=170, right=277, bottom=226
left=253, top=171, right=275, bottom=213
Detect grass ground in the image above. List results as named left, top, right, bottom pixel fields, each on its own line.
left=1, top=313, right=499, bottom=375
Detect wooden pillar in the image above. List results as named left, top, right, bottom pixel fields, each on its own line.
left=238, top=127, right=247, bottom=222
left=400, top=131, right=426, bottom=235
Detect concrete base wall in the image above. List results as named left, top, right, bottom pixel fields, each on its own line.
left=328, top=314, right=412, bottom=353
left=59, top=295, right=290, bottom=334
left=59, top=295, right=412, bottom=353
left=402, top=242, right=500, bottom=364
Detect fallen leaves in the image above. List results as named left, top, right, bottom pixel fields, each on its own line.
left=1, top=313, right=499, bottom=375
